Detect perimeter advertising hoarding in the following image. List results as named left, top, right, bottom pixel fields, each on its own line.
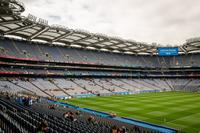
left=157, top=47, right=179, bottom=56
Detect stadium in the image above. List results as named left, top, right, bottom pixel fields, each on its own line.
left=0, top=0, right=200, bottom=133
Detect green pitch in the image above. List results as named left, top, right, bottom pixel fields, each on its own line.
left=61, top=92, right=200, bottom=133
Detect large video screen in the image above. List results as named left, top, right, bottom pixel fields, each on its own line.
left=157, top=47, right=179, bottom=56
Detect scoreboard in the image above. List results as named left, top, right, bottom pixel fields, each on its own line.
left=157, top=47, right=179, bottom=56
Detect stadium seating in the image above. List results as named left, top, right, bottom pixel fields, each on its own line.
left=1, top=78, right=200, bottom=99
left=1, top=38, right=200, bottom=68
left=0, top=38, right=169, bottom=67
left=0, top=93, right=162, bottom=133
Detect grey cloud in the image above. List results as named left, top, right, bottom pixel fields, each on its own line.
left=82, top=4, right=91, bottom=11
left=48, top=15, right=61, bottom=21
left=21, top=0, right=200, bottom=45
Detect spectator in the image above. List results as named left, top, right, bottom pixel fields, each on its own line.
left=75, top=110, right=80, bottom=116
left=6, top=94, right=10, bottom=100
left=48, top=104, right=55, bottom=109
left=37, top=120, right=48, bottom=133
left=29, top=98, right=33, bottom=106
left=110, top=112, right=117, bottom=118
left=117, top=128, right=121, bottom=133
left=122, top=126, right=127, bottom=133
left=23, top=96, right=30, bottom=106
left=133, top=125, right=141, bottom=133
left=88, top=115, right=94, bottom=123
left=68, top=111, right=75, bottom=121
left=63, top=111, right=76, bottom=121
left=111, top=125, right=117, bottom=133
left=63, top=111, right=68, bottom=118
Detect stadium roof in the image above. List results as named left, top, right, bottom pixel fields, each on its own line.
left=0, top=0, right=200, bottom=55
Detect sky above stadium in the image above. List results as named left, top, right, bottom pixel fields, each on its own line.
left=22, top=0, right=200, bottom=46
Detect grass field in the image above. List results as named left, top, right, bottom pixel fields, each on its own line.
left=62, top=92, right=200, bottom=133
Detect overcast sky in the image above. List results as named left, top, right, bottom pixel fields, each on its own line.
left=22, top=0, right=200, bottom=46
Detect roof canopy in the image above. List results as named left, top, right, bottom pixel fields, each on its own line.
left=0, top=0, right=200, bottom=55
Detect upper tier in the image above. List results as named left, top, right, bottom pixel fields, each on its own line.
left=0, top=38, right=200, bottom=68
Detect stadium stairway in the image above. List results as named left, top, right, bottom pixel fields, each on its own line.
left=8, top=80, right=36, bottom=95
left=29, top=81, right=53, bottom=97
left=91, top=79, right=113, bottom=93
left=106, top=79, right=130, bottom=92
left=49, top=80, right=72, bottom=97
left=70, top=79, right=95, bottom=95
left=119, top=79, right=140, bottom=92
